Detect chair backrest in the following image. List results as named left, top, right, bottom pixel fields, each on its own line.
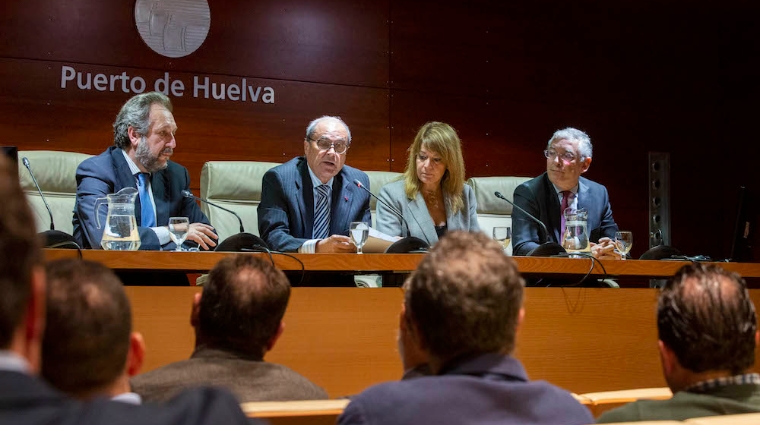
left=17, top=150, right=93, bottom=235
left=200, top=161, right=281, bottom=242
left=364, top=170, right=402, bottom=227
left=242, top=400, right=349, bottom=425
left=466, top=176, right=532, bottom=255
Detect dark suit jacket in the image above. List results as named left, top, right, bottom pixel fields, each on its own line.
left=0, top=370, right=259, bottom=425
left=337, top=353, right=593, bottom=425
left=258, top=157, right=371, bottom=252
left=512, top=172, right=618, bottom=256
left=73, top=147, right=211, bottom=250
left=131, top=347, right=328, bottom=403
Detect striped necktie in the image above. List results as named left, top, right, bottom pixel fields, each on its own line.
left=313, top=184, right=331, bottom=239
left=560, top=190, right=571, bottom=236
left=136, top=173, right=156, bottom=227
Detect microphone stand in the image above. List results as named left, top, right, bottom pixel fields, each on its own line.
left=494, top=191, right=564, bottom=257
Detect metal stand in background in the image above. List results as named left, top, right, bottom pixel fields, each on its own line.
left=649, top=152, right=671, bottom=288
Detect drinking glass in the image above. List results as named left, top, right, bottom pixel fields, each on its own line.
left=492, top=226, right=512, bottom=250
left=168, top=217, right=189, bottom=252
left=614, top=231, right=633, bottom=260
left=350, top=222, right=370, bottom=254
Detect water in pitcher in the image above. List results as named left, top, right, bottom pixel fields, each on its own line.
left=100, top=214, right=141, bottom=250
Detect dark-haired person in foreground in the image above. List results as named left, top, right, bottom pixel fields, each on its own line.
left=0, top=155, right=257, bottom=425
left=41, top=259, right=145, bottom=403
left=337, top=231, right=593, bottom=425
left=131, top=254, right=327, bottom=402
left=598, top=263, right=760, bottom=422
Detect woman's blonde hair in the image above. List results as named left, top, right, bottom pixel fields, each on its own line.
left=403, top=122, right=466, bottom=214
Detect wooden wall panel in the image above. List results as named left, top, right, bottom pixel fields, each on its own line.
left=2, top=0, right=760, bottom=259
left=1, top=0, right=390, bottom=87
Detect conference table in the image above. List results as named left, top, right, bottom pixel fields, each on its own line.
left=39, top=248, right=760, bottom=398
left=42, top=248, right=760, bottom=280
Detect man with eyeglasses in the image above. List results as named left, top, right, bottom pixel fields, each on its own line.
left=511, top=127, right=619, bottom=258
left=258, top=116, right=371, bottom=255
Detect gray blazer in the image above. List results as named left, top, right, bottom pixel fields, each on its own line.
left=376, top=180, right=479, bottom=245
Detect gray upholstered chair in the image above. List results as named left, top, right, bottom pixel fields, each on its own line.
left=199, top=160, right=281, bottom=244
left=18, top=150, right=93, bottom=235
left=466, top=176, right=531, bottom=255
left=364, top=170, right=402, bottom=227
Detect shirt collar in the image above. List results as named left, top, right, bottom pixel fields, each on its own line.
left=686, top=373, right=760, bottom=393
left=112, top=391, right=142, bottom=405
left=552, top=182, right=578, bottom=196
left=307, top=165, right=334, bottom=189
left=121, top=149, right=144, bottom=176
left=0, top=350, right=31, bottom=374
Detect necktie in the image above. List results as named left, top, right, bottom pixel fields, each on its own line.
left=137, top=173, right=156, bottom=227
left=560, top=190, right=571, bottom=237
left=313, top=184, right=331, bottom=239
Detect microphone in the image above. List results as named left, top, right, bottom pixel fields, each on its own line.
left=181, top=190, right=269, bottom=252
left=22, top=157, right=81, bottom=249
left=353, top=179, right=429, bottom=253
left=23, top=157, right=54, bottom=231
left=494, top=191, right=565, bottom=257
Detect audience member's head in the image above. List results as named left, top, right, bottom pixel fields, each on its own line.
left=41, top=259, right=144, bottom=399
left=0, top=154, right=44, bottom=371
left=193, top=254, right=291, bottom=359
left=657, top=263, right=758, bottom=392
left=400, top=231, right=525, bottom=373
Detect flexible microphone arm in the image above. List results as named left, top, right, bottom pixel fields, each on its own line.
left=494, top=191, right=549, bottom=244
left=353, top=179, right=412, bottom=239
left=22, top=157, right=55, bottom=231
left=182, top=190, right=244, bottom=233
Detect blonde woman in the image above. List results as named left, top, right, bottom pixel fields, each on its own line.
left=377, top=122, right=479, bottom=245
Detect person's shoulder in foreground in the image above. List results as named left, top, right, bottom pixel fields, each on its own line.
left=339, top=354, right=592, bottom=425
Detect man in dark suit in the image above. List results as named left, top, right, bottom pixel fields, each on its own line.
left=73, top=92, right=217, bottom=251
left=131, top=254, right=328, bottom=402
left=0, top=155, right=256, bottom=424
left=512, top=127, right=619, bottom=258
left=337, top=231, right=593, bottom=425
left=42, top=258, right=145, bottom=403
left=258, top=116, right=371, bottom=253
left=598, top=263, right=760, bottom=422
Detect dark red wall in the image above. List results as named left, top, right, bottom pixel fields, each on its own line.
left=2, top=0, right=758, bottom=259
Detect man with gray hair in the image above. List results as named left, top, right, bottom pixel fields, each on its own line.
left=73, top=92, right=216, bottom=251
left=258, top=116, right=371, bottom=254
left=512, top=127, right=619, bottom=258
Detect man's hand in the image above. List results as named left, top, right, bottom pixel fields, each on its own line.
left=185, top=223, right=218, bottom=251
left=316, top=235, right=356, bottom=253
left=591, top=237, right=622, bottom=260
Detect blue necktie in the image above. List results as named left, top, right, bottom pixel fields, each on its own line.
left=136, top=173, right=156, bottom=227
left=313, top=184, right=331, bottom=239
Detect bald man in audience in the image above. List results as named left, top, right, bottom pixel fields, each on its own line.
left=41, top=259, right=145, bottom=403
left=0, top=155, right=257, bottom=425
left=337, top=231, right=593, bottom=425
left=131, top=254, right=327, bottom=402
left=598, top=263, right=760, bottom=422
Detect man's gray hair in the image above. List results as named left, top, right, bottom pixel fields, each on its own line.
left=304, top=116, right=352, bottom=143
left=113, top=92, right=173, bottom=149
left=546, top=127, right=593, bottom=159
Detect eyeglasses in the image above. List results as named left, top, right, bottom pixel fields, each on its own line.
left=544, top=149, right=577, bottom=163
left=309, top=137, right=350, bottom=154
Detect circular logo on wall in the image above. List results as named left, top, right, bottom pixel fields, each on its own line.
left=134, top=0, right=211, bottom=58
